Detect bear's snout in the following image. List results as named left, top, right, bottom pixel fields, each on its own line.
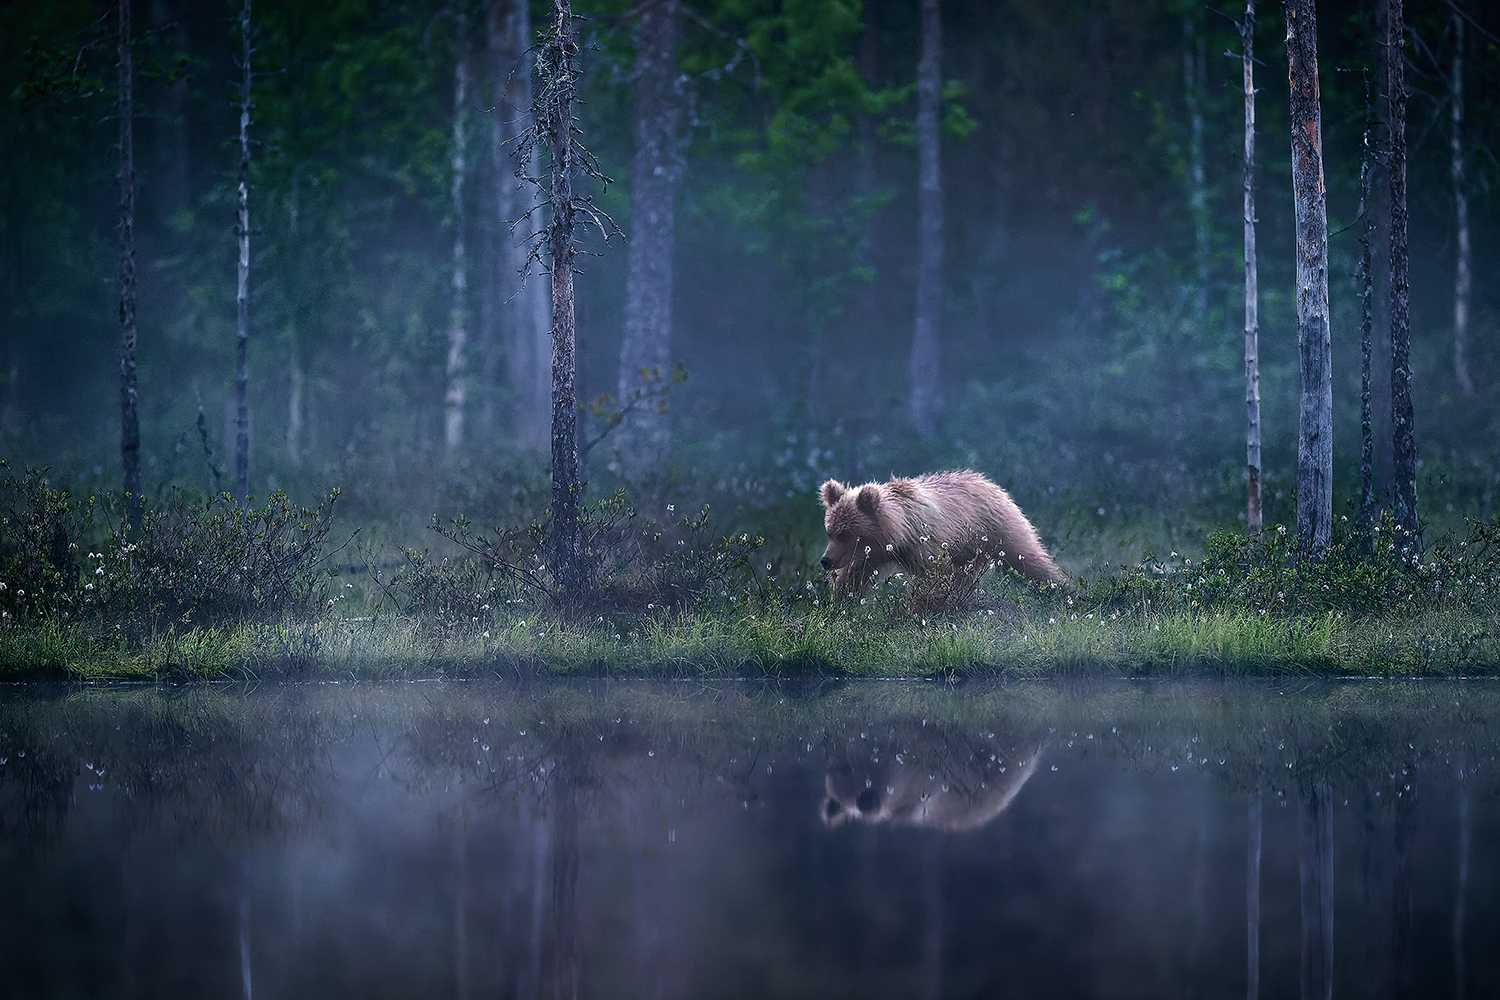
left=820, top=555, right=832, bottom=570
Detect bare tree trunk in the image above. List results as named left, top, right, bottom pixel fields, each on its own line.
left=118, top=0, right=141, bottom=530
left=285, top=171, right=303, bottom=468
left=446, top=15, right=472, bottom=453
left=1242, top=3, right=1262, bottom=533
left=234, top=0, right=253, bottom=504
left=1372, top=0, right=1394, bottom=494
left=1286, top=0, right=1332, bottom=555
left=287, top=353, right=302, bottom=468
left=1388, top=0, right=1419, bottom=545
left=616, top=0, right=682, bottom=482
left=1298, top=781, right=1333, bottom=1000
left=1359, top=75, right=1376, bottom=534
left=489, top=0, right=551, bottom=452
left=1247, top=790, right=1262, bottom=1000
left=909, top=0, right=942, bottom=438
left=541, top=0, right=582, bottom=600
left=1450, top=8, right=1474, bottom=399
left=1185, top=18, right=1210, bottom=325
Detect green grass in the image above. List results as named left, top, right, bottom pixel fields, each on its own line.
left=6, top=598, right=1498, bottom=682
left=6, top=462, right=1500, bottom=681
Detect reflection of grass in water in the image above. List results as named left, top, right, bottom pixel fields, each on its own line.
left=3, top=679, right=1497, bottom=831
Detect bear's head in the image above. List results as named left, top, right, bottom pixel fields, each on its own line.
left=819, top=479, right=885, bottom=573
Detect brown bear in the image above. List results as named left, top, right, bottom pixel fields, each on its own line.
left=819, top=469, right=1066, bottom=606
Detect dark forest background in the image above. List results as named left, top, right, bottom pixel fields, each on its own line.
left=3, top=0, right=1498, bottom=567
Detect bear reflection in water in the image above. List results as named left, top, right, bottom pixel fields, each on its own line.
left=822, top=742, right=1042, bottom=832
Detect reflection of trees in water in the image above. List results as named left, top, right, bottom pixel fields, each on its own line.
left=3, top=679, right=1499, bottom=999
left=1299, top=781, right=1333, bottom=1000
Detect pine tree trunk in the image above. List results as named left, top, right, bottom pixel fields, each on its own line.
left=445, top=17, right=472, bottom=453
left=1186, top=18, right=1210, bottom=325
left=488, top=0, right=551, bottom=452
left=1242, top=3, right=1261, bottom=533
left=1359, top=77, right=1376, bottom=533
left=616, top=0, right=682, bottom=482
left=1371, top=0, right=1393, bottom=493
left=234, top=0, right=252, bottom=504
left=118, top=0, right=141, bottom=529
left=1285, top=0, right=1332, bottom=554
left=542, top=0, right=582, bottom=601
left=1450, top=8, right=1474, bottom=398
left=909, top=0, right=942, bottom=438
left=1388, top=0, right=1419, bottom=544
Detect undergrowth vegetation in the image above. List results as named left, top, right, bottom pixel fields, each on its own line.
left=3, top=460, right=1500, bottom=679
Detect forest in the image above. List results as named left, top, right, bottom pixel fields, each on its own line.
left=2, top=0, right=1500, bottom=677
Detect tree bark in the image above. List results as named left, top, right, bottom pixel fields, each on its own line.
left=118, top=0, right=141, bottom=530
left=489, top=0, right=551, bottom=452
left=1298, top=781, right=1333, bottom=1000
left=1388, top=0, right=1419, bottom=544
left=1242, top=3, right=1262, bottom=533
left=1285, top=0, right=1332, bottom=555
left=542, top=0, right=582, bottom=601
left=1186, top=18, right=1210, bottom=325
left=1450, top=8, right=1474, bottom=398
left=446, top=14, right=472, bottom=453
left=234, top=0, right=253, bottom=504
left=910, top=0, right=942, bottom=438
left=1372, top=0, right=1394, bottom=494
left=1359, top=84, right=1376, bottom=534
left=616, top=0, right=682, bottom=482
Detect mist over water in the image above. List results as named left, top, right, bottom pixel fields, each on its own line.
left=2, top=679, right=1496, bottom=999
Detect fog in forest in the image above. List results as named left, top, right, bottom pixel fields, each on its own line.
left=4, top=0, right=1498, bottom=561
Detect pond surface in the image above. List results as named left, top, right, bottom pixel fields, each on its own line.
left=1, top=678, right=1497, bottom=1000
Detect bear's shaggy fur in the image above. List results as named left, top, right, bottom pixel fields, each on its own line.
left=819, top=469, right=1065, bottom=606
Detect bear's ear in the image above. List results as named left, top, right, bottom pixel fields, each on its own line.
left=820, top=479, right=846, bottom=508
left=855, top=484, right=882, bottom=515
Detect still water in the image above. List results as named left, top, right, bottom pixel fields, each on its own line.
left=1, top=678, right=1495, bottom=999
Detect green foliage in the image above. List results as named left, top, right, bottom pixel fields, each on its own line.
left=0, top=462, right=340, bottom=633
left=1077, top=512, right=1500, bottom=630
left=382, top=490, right=766, bottom=626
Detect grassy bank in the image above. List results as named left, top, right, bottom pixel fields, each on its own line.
left=7, top=601, right=1499, bottom=681
left=4, top=462, right=1500, bottom=681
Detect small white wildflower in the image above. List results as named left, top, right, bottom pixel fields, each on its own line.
left=95, top=567, right=104, bottom=576
left=482, top=630, right=490, bottom=639
left=85, top=583, right=94, bottom=592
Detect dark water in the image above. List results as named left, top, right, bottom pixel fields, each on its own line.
left=1, top=679, right=1496, bottom=1000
